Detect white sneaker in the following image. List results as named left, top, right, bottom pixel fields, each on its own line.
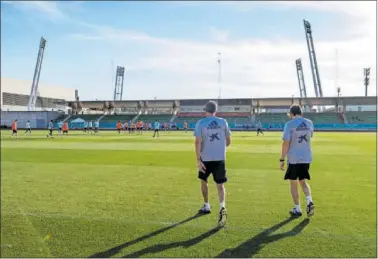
left=199, top=204, right=211, bottom=214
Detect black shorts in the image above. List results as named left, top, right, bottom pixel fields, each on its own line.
left=59, top=127, right=62, bottom=131
left=63, top=130, right=68, bottom=133
left=84, top=128, right=87, bottom=131
left=198, top=160, right=227, bottom=184
left=284, top=163, right=311, bottom=180
left=95, top=127, right=99, bottom=131
left=154, top=129, right=159, bottom=132
left=49, top=129, right=53, bottom=134
left=12, top=130, right=17, bottom=134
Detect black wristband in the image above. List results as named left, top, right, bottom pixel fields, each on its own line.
left=279, top=159, right=285, bottom=162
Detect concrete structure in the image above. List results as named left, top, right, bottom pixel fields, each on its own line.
left=1, top=78, right=76, bottom=112
left=69, top=96, right=376, bottom=114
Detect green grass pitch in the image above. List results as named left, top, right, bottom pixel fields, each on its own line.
left=1, top=129, right=376, bottom=258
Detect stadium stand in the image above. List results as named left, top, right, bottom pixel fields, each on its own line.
left=255, top=113, right=288, bottom=125
left=175, top=113, right=204, bottom=128
left=2, top=95, right=375, bottom=131
left=54, top=114, right=67, bottom=122
left=100, top=114, right=137, bottom=129
left=138, top=114, right=173, bottom=123
left=304, top=112, right=344, bottom=124
left=217, top=112, right=251, bottom=125
left=345, top=111, right=377, bottom=124
left=68, top=114, right=102, bottom=122
left=101, top=114, right=136, bottom=122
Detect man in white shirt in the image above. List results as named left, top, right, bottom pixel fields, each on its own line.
left=24, top=120, right=32, bottom=135
left=47, top=120, right=54, bottom=138
left=153, top=121, right=160, bottom=138
left=88, top=121, right=93, bottom=134
left=58, top=121, right=63, bottom=134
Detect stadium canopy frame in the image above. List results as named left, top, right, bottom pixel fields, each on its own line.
left=68, top=96, right=376, bottom=111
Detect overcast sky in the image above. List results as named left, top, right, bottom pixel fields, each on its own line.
left=1, top=1, right=376, bottom=100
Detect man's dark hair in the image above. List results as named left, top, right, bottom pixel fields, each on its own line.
left=289, top=104, right=302, bottom=116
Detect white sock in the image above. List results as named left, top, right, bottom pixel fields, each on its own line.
left=306, top=196, right=313, bottom=205
left=220, top=201, right=225, bottom=209
left=204, top=202, right=210, bottom=209
left=295, top=205, right=301, bottom=212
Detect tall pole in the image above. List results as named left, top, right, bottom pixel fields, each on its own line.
left=28, top=37, right=46, bottom=111
left=364, top=68, right=370, bottom=97
left=218, top=52, right=221, bottom=100
left=111, top=60, right=115, bottom=99
left=335, top=48, right=339, bottom=95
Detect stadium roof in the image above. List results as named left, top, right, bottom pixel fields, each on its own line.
left=69, top=96, right=376, bottom=110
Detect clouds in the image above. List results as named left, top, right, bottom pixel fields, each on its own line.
left=2, top=1, right=68, bottom=21
left=208, top=27, right=230, bottom=42
left=1, top=1, right=376, bottom=100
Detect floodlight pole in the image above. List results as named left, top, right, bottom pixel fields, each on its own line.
left=218, top=52, right=222, bottom=100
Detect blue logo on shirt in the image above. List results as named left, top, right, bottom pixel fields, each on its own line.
left=210, top=133, right=220, bottom=142
left=207, top=121, right=221, bottom=129
left=298, top=134, right=308, bottom=143
left=296, top=122, right=309, bottom=131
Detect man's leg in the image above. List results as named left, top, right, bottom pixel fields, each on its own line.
left=213, top=162, right=227, bottom=226
left=201, top=180, right=209, bottom=205
left=290, top=180, right=301, bottom=213
left=299, top=179, right=314, bottom=216
left=198, top=167, right=211, bottom=214
left=216, top=183, right=226, bottom=209
left=299, top=180, right=312, bottom=202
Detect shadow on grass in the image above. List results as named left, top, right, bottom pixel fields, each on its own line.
left=88, top=212, right=205, bottom=258
left=122, top=226, right=222, bottom=258
left=216, top=217, right=310, bottom=258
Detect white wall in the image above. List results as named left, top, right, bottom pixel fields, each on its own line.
left=1, top=77, right=76, bottom=108
left=345, top=105, right=376, bottom=112
left=1, top=111, right=62, bottom=128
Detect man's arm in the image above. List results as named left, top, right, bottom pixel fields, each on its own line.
left=226, top=136, right=231, bottom=147
left=194, top=122, right=206, bottom=172
left=281, top=123, right=292, bottom=159
left=280, top=140, right=290, bottom=160
left=225, top=120, right=231, bottom=147
left=195, top=136, right=202, bottom=161
left=194, top=122, right=202, bottom=162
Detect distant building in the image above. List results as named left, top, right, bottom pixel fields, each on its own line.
left=1, top=77, right=76, bottom=112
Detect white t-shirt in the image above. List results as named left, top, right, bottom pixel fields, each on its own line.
left=26, top=122, right=31, bottom=128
